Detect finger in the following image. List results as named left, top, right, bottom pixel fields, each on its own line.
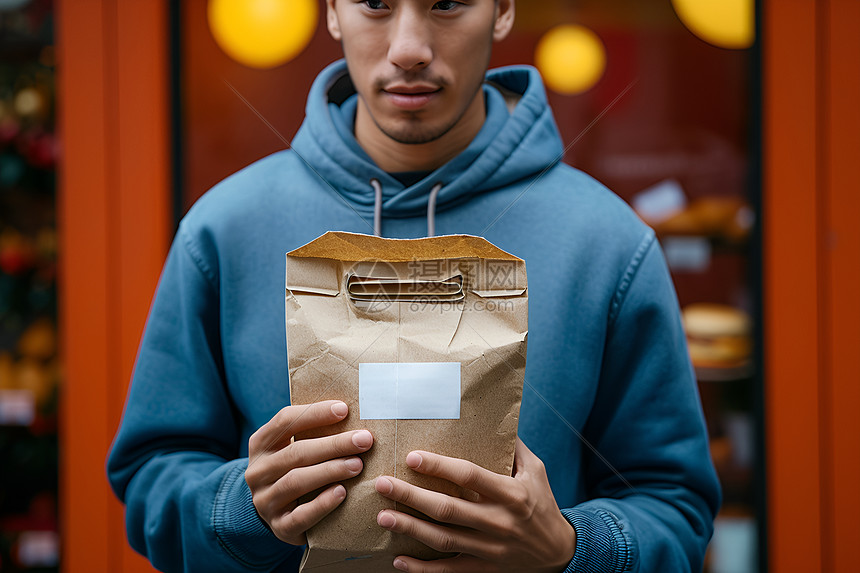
left=270, top=483, right=347, bottom=545
left=377, top=510, right=504, bottom=562
left=255, top=456, right=364, bottom=514
left=404, top=451, right=513, bottom=501
left=249, top=400, right=349, bottom=453
left=391, top=553, right=494, bottom=573
left=281, top=429, right=373, bottom=471
left=248, top=429, right=373, bottom=483
left=375, top=476, right=501, bottom=533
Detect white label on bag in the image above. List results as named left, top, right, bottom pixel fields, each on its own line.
left=359, top=362, right=461, bottom=420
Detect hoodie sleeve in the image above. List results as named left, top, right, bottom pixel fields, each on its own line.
left=106, top=226, right=302, bottom=572
left=559, top=233, right=721, bottom=573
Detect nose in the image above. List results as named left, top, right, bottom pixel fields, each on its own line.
left=387, top=9, right=433, bottom=71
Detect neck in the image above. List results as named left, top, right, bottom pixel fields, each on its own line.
left=354, top=91, right=486, bottom=173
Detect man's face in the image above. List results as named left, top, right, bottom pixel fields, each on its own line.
left=327, top=0, right=515, bottom=146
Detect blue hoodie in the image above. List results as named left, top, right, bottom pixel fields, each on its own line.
left=108, top=60, right=720, bottom=572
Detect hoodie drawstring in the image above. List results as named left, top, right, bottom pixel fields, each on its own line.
left=426, top=182, right=442, bottom=237
left=371, top=178, right=383, bottom=237
left=370, top=180, right=444, bottom=238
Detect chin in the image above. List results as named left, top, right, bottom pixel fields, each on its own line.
left=380, top=121, right=455, bottom=145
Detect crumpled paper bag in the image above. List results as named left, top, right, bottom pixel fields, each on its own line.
left=285, top=232, right=527, bottom=572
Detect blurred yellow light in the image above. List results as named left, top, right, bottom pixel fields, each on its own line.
left=671, top=0, right=754, bottom=49
left=535, top=25, right=606, bottom=96
left=208, top=0, right=318, bottom=69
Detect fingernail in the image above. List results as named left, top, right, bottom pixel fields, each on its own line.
left=352, top=430, right=373, bottom=449
left=333, top=485, right=346, bottom=500
left=377, top=511, right=396, bottom=529
left=406, top=452, right=422, bottom=468
left=331, top=402, right=348, bottom=417
left=393, top=558, right=408, bottom=571
left=375, top=476, right=393, bottom=494
left=344, top=457, right=362, bottom=473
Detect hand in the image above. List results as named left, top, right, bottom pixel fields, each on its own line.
left=374, top=437, right=576, bottom=572
left=245, top=400, right=374, bottom=546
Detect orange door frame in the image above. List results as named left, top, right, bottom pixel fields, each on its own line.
left=763, top=0, right=860, bottom=571
left=820, top=3, right=860, bottom=568
left=57, top=1, right=168, bottom=571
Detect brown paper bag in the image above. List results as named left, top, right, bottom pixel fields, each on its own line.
left=285, top=232, right=527, bottom=572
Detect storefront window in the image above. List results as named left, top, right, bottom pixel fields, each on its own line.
left=177, top=1, right=760, bottom=571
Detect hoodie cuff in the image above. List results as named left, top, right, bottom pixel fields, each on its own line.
left=560, top=507, right=634, bottom=573
left=212, top=461, right=298, bottom=568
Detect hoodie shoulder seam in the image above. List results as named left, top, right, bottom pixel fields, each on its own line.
left=608, top=230, right=656, bottom=327
left=178, top=224, right=220, bottom=296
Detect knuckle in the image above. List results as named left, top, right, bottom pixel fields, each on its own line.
left=511, top=502, right=530, bottom=521
left=244, top=465, right=261, bottom=488
left=333, top=433, right=354, bottom=457
left=281, top=442, right=305, bottom=468
left=420, top=453, right=438, bottom=472
left=248, top=431, right=261, bottom=454
left=252, top=491, right=277, bottom=522
left=509, top=484, right=529, bottom=507
left=329, top=458, right=350, bottom=480
left=267, top=514, right=285, bottom=536
left=434, top=498, right=458, bottom=523
left=275, top=405, right=293, bottom=426
left=397, top=484, right=414, bottom=505
left=487, top=542, right=509, bottom=562
left=493, top=514, right=517, bottom=537
left=436, top=532, right=458, bottom=554
left=327, top=459, right=354, bottom=484
left=275, top=470, right=300, bottom=499
left=248, top=488, right=264, bottom=512
left=459, top=464, right=481, bottom=489
left=279, top=511, right=306, bottom=537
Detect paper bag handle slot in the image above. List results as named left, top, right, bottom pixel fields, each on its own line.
left=347, top=274, right=464, bottom=302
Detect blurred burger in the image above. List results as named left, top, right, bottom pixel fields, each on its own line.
left=682, top=303, right=752, bottom=368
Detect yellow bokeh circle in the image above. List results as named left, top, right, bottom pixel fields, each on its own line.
left=535, top=25, right=606, bottom=96
left=671, top=0, right=754, bottom=49
left=208, top=0, right=318, bottom=69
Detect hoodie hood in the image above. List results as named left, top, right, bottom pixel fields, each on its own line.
left=291, top=59, right=564, bottom=219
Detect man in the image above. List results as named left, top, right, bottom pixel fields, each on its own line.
left=108, top=0, right=720, bottom=571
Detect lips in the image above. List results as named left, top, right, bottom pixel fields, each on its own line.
left=383, top=85, right=441, bottom=110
